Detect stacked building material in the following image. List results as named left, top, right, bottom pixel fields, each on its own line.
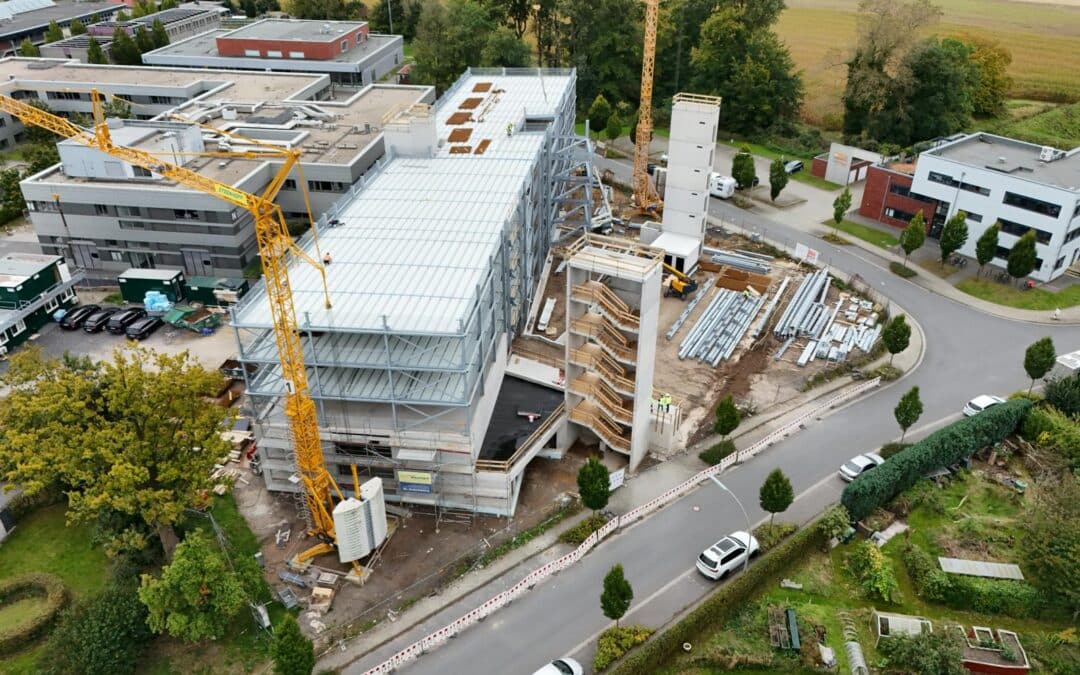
left=666, top=276, right=715, bottom=340
left=678, top=288, right=766, bottom=365
left=707, top=249, right=771, bottom=274
left=773, top=269, right=882, bottom=367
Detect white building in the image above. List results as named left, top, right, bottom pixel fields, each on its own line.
left=911, top=133, right=1080, bottom=282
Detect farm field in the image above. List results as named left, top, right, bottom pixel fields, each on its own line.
left=776, top=0, right=1080, bottom=125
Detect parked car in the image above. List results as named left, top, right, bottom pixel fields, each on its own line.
left=839, top=452, right=885, bottom=482
left=82, top=307, right=121, bottom=333
left=125, top=316, right=163, bottom=340
left=963, top=394, right=1006, bottom=417
left=735, top=174, right=760, bottom=190
left=59, top=304, right=101, bottom=330
left=784, top=160, right=804, bottom=174
left=647, top=162, right=658, bottom=175
left=532, top=658, right=583, bottom=675
left=696, top=531, right=760, bottom=580
left=708, top=172, right=737, bottom=200
left=105, top=308, right=147, bottom=335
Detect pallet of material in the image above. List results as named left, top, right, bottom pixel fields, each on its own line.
left=699, top=264, right=771, bottom=294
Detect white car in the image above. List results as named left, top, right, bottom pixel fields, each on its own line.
left=963, top=394, right=1006, bottom=417
left=532, top=658, right=584, bottom=675
left=696, top=531, right=760, bottom=580
left=839, top=452, right=885, bottom=482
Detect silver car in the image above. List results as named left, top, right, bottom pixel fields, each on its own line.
left=696, top=531, right=760, bottom=580
left=963, top=394, right=1005, bottom=417
left=839, top=452, right=885, bottom=482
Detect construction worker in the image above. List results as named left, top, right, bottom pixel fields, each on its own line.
left=506, top=122, right=513, bottom=137
left=322, top=252, right=332, bottom=266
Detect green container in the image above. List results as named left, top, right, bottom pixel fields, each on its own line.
left=118, top=268, right=186, bottom=304
left=184, top=276, right=249, bottom=306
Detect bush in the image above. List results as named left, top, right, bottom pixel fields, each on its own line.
left=846, top=541, right=898, bottom=602
left=753, top=522, right=797, bottom=551
left=869, top=364, right=903, bottom=382
left=1044, top=373, right=1080, bottom=416
left=39, top=581, right=152, bottom=675
left=842, top=399, right=1031, bottom=521
left=0, top=573, right=69, bottom=655
left=879, top=442, right=910, bottom=459
left=558, top=514, right=609, bottom=546
left=698, top=439, right=737, bottom=466
left=1022, top=406, right=1080, bottom=468
left=903, top=543, right=1046, bottom=617
left=607, top=520, right=827, bottom=675
left=817, top=505, right=851, bottom=541
left=593, top=625, right=653, bottom=671
left=890, top=261, right=918, bottom=278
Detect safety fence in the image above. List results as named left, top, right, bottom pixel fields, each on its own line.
left=359, top=377, right=881, bottom=674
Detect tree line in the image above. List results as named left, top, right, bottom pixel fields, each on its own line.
left=18, top=1, right=174, bottom=65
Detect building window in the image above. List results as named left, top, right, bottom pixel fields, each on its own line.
left=119, top=205, right=142, bottom=217
left=33, top=200, right=58, bottom=212
left=44, top=297, right=58, bottom=312
left=267, top=50, right=282, bottom=58
left=282, top=179, right=297, bottom=189
left=110, top=251, right=124, bottom=262
left=959, top=181, right=990, bottom=197
left=307, top=180, right=347, bottom=192
left=133, top=167, right=152, bottom=177
left=341, top=40, right=348, bottom=52
left=289, top=51, right=305, bottom=58
left=149, top=96, right=174, bottom=104
left=927, top=171, right=956, bottom=187
left=13, top=319, right=25, bottom=334
left=964, top=212, right=982, bottom=222
left=999, top=218, right=1052, bottom=245
left=1065, top=227, right=1080, bottom=243
left=889, top=183, right=912, bottom=197
left=244, top=49, right=260, bottom=57
left=174, top=209, right=200, bottom=220
left=1003, top=191, right=1062, bottom=218
left=994, top=245, right=1043, bottom=269
left=94, top=204, right=109, bottom=215
left=1055, top=256, right=1065, bottom=270
left=884, top=207, right=917, bottom=222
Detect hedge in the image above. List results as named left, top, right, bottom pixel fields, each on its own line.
left=902, top=543, right=1045, bottom=618
left=0, top=573, right=70, bottom=655
left=842, top=399, right=1031, bottom=521
left=607, top=519, right=826, bottom=675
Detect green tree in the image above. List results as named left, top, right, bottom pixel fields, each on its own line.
left=45, top=20, right=64, bottom=43
left=975, top=222, right=999, bottom=277
left=1025, top=476, right=1080, bottom=618
left=768, top=158, right=788, bottom=202
left=116, top=9, right=130, bottom=20
left=939, top=210, right=969, bottom=266
left=0, top=168, right=25, bottom=223
left=110, top=28, right=143, bottom=66
left=1007, top=230, right=1038, bottom=283
left=86, top=36, right=107, bottom=64
left=138, top=531, right=251, bottom=642
left=151, top=19, right=170, bottom=49
left=731, top=145, right=756, bottom=190
left=713, top=395, right=740, bottom=438
left=160, top=0, right=179, bottom=8
left=832, top=186, right=852, bottom=231
left=130, top=0, right=155, bottom=18
left=1024, top=337, right=1056, bottom=394
left=1044, top=373, right=1080, bottom=417
left=412, top=0, right=494, bottom=93
left=40, top=581, right=153, bottom=675
left=69, top=19, right=87, bottom=36
left=24, top=143, right=60, bottom=174
left=882, top=314, right=911, bottom=365
left=968, top=36, right=1012, bottom=118
left=577, top=456, right=611, bottom=514
left=284, top=0, right=364, bottom=20
left=369, top=0, right=421, bottom=40
left=898, top=211, right=926, bottom=268
left=877, top=630, right=967, bottom=675
left=242, top=0, right=257, bottom=18
left=600, top=563, right=633, bottom=627
left=818, top=505, right=852, bottom=541
left=604, top=113, right=622, bottom=141
left=894, top=386, right=922, bottom=443
left=102, top=96, right=132, bottom=119
left=134, top=25, right=155, bottom=53
left=0, top=347, right=234, bottom=558
left=759, top=468, right=794, bottom=527
left=689, top=4, right=803, bottom=135
left=561, top=0, right=643, bottom=108
left=587, top=94, right=613, bottom=135
left=271, top=614, right=315, bottom=675
left=18, top=38, right=40, bottom=57
left=480, top=26, right=531, bottom=67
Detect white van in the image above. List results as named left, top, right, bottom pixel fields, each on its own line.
left=708, top=172, right=737, bottom=199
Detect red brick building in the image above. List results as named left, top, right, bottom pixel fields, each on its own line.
left=858, top=161, right=939, bottom=231
left=216, top=19, right=369, bottom=60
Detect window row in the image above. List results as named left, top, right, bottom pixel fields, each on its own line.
left=999, top=219, right=1052, bottom=245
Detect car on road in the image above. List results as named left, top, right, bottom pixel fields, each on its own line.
left=125, top=315, right=163, bottom=340
left=708, top=172, right=737, bottom=199
left=963, top=394, right=1006, bottom=417
left=59, top=304, right=101, bottom=330
left=696, top=531, right=759, bottom=580
left=105, top=308, right=147, bottom=335
left=839, top=452, right=885, bottom=482
left=532, top=658, right=583, bottom=675
left=784, top=160, right=804, bottom=174
left=82, top=307, right=121, bottom=333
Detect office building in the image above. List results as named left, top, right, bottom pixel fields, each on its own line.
left=0, top=252, right=82, bottom=354
left=41, top=5, right=225, bottom=62
left=0, top=0, right=123, bottom=55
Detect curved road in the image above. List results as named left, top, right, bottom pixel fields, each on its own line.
left=343, top=161, right=1072, bottom=675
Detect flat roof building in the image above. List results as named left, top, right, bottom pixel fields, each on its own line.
left=41, top=4, right=226, bottom=62
left=0, top=0, right=124, bottom=55
left=232, top=68, right=580, bottom=516
left=144, top=18, right=404, bottom=86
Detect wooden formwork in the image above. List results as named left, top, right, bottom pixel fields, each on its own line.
left=698, top=262, right=771, bottom=294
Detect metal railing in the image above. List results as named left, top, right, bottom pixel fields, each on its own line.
left=475, top=402, right=566, bottom=473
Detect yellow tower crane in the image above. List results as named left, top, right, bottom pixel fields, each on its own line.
left=632, top=0, right=662, bottom=215
left=0, top=89, right=348, bottom=564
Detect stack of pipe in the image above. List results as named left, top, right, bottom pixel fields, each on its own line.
left=774, top=268, right=831, bottom=338
left=665, top=276, right=715, bottom=340
left=707, top=250, right=771, bottom=274
left=678, top=288, right=766, bottom=365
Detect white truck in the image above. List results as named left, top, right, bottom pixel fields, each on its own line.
left=708, top=172, right=737, bottom=199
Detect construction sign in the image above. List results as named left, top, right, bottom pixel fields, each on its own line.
left=397, top=470, right=434, bottom=494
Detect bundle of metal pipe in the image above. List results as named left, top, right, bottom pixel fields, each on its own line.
left=678, top=288, right=766, bottom=364
left=773, top=268, right=831, bottom=338
left=706, top=249, right=772, bottom=274
left=665, top=276, right=715, bottom=340
left=749, top=276, right=791, bottom=339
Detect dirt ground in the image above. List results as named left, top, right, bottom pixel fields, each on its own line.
left=233, top=446, right=587, bottom=640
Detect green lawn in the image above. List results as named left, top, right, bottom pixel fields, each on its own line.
left=0, top=597, right=47, bottom=631
left=723, top=140, right=840, bottom=191
left=957, top=276, right=1080, bottom=310
left=0, top=504, right=108, bottom=598
left=822, top=219, right=899, bottom=249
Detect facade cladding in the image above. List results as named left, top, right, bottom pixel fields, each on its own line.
left=7, top=57, right=432, bottom=278
left=860, top=133, right=1080, bottom=282
left=232, top=68, right=577, bottom=516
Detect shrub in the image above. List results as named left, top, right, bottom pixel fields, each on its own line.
left=607, top=520, right=826, bottom=675
left=39, top=580, right=152, bottom=675
left=558, top=514, right=609, bottom=546
left=890, top=261, right=917, bottom=278
left=903, top=543, right=1046, bottom=617
left=753, top=522, right=797, bottom=551
left=879, top=442, right=910, bottom=459
left=698, top=439, right=736, bottom=466
left=1022, top=406, right=1080, bottom=468
left=817, top=505, right=851, bottom=541
left=593, top=625, right=653, bottom=671
left=0, top=573, right=69, bottom=655
left=846, top=541, right=898, bottom=602
left=1044, top=373, right=1080, bottom=416
left=842, top=399, right=1031, bottom=521
left=869, top=364, right=903, bottom=382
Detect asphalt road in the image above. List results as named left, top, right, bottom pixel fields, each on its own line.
left=347, top=154, right=1073, bottom=675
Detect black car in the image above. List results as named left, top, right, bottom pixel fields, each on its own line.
left=125, top=316, right=163, bottom=340
left=105, top=308, right=147, bottom=334
left=82, top=307, right=122, bottom=333
left=59, top=304, right=101, bottom=330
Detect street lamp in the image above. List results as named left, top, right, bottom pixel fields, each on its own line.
left=707, top=475, right=751, bottom=574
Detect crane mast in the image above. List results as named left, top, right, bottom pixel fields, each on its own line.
left=0, top=90, right=344, bottom=561
left=632, top=0, right=661, bottom=213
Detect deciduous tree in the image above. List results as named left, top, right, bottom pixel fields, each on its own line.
left=1025, top=475, right=1080, bottom=618
left=1024, top=336, right=1056, bottom=394
left=284, top=0, right=364, bottom=20
left=1007, top=230, right=1038, bottom=283
left=898, top=211, right=926, bottom=268
left=24, top=143, right=60, bottom=174
left=894, top=386, right=922, bottom=443
left=0, top=347, right=234, bottom=559
left=587, top=94, right=613, bottom=135
left=604, top=113, right=622, bottom=141
left=713, top=395, right=740, bottom=439
left=600, top=564, right=633, bottom=627
left=0, top=169, right=25, bottom=223
left=975, top=222, right=999, bottom=277
left=45, top=20, right=64, bottom=43
left=271, top=614, right=315, bottom=675
left=968, top=36, right=1012, bottom=118
left=832, top=187, right=852, bottom=231
left=561, top=0, right=643, bottom=108
left=939, top=211, right=969, bottom=266
left=18, top=38, right=40, bottom=57
left=769, top=158, right=788, bottom=202
left=759, top=468, right=793, bottom=527
left=110, top=28, right=143, bottom=65
left=151, top=19, right=170, bottom=49
left=102, top=96, right=133, bottom=119
left=40, top=581, right=152, bottom=675
left=86, top=36, right=107, bottom=64
left=731, top=145, right=756, bottom=191
left=69, top=19, right=87, bottom=36
left=412, top=0, right=494, bottom=92
left=882, top=314, right=911, bottom=365
left=480, top=26, right=531, bottom=68
left=134, top=25, right=155, bottom=54
left=577, top=457, right=611, bottom=514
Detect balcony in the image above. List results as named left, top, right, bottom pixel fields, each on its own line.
left=571, top=280, right=640, bottom=331
left=569, top=401, right=631, bottom=452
